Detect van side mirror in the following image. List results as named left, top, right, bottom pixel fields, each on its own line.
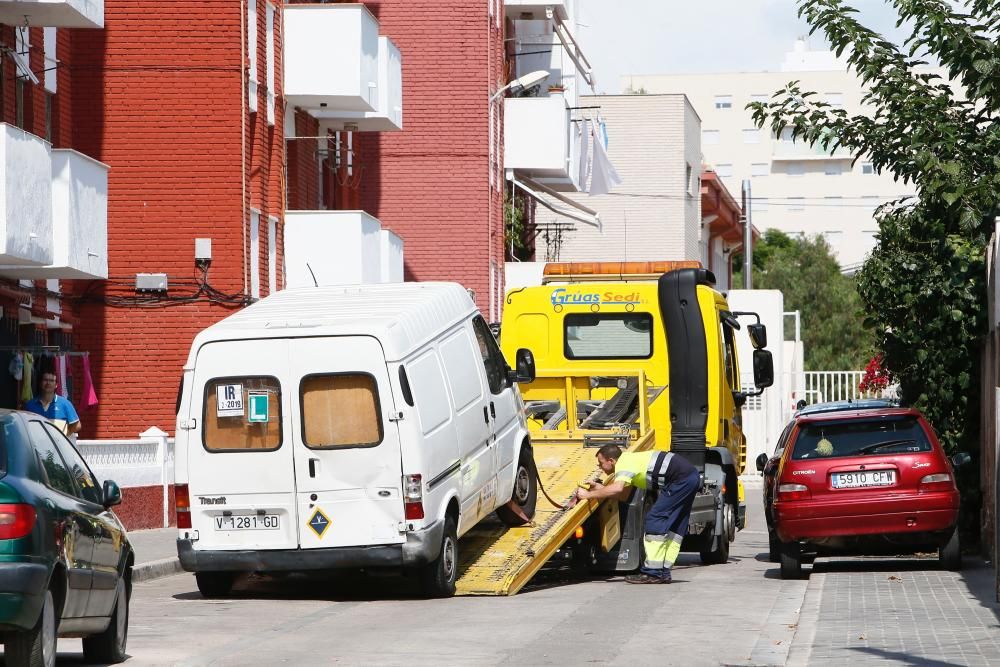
left=748, top=323, right=767, bottom=350
left=102, top=480, right=123, bottom=508
left=951, top=452, right=971, bottom=468
left=753, top=349, right=774, bottom=390
left=755, top=452, right=769, bottom=473
left=509, top=348, right=536, bottom=385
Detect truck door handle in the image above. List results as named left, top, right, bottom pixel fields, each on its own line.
left=309, top=458, right=319, bottom=478
left=490, top=402, right=496, bottom=418
left=483, top=406, right=490, bottom=424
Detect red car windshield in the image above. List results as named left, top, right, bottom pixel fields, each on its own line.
left=791, top=416, right=932, bottom=460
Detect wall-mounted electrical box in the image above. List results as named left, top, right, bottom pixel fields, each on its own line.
left=195, top=238, right=212, bottom=263
left=136, top=273, right=168, bottom=292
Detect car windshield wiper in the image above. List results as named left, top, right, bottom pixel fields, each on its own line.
left=855, top=439, right=916, bottom=455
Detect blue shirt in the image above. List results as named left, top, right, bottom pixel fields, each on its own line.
left=24, top=395, right=80, bottom=425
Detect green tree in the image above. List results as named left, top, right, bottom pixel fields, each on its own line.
left=735, top=229, right=870, bottom=370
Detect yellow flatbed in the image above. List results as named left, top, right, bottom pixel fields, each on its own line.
left=455, top=430, right=655, bottom=596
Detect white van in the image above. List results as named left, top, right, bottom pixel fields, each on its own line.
left=174, top=283, right=537, bottom=597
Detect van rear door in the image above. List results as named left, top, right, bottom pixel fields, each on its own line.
left=289, top=336, right=405, bottom=549
left=188, top=339, right=298, bottom=551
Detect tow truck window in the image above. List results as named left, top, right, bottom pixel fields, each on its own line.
left=720, top=321, right=738, bottom=390
left=564, top=313, right=653, bottom=359
left=203, top=377, right=282, bottom=452
left=301, top=373, right=383, bottom=449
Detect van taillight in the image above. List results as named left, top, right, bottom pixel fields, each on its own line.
left=176, top=484, right=192, bottom=529
left=919, top=473, right=954, bottom=493
left=0, top=504, right=35, bottom=540
left=404, top=474, right=424, bottom=520
left=777, top=483, right=811, bottom=501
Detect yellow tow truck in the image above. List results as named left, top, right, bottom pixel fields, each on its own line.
left=453, top=262, right=773, bottom=595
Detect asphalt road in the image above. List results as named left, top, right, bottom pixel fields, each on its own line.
left=27, top=485, right=812, bottom=666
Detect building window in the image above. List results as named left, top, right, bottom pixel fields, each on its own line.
left=715, top=163, right=733, bottom=178
left=779, top=127, right=795, bottom=143
left=268, top=215, right=278, bottom=294
left=742, top=129, right=760, bottom=144
left=266, top=3, right=276, bottom=126
left=861, top=162, right=875, bottom=174
left=824, top=163, right=843, bottom=176
left=714, top=95, right=733, bottom=110
left=824, top=93, right=843, bottom=108
left=43, top=27, right=57, bottom=94
left=248, top=0, right=259, bottom=113
left=702, top=129, right=720, bottom=145
left=786, top=163, right=805, bottom=177
left=686, top=163, right=694, bottom=195
left=250, top=210, right=261, bottom=299
left=751, top=162, right=769, bottom=177
left=750, top=94, right=769, bottom=104
left=789, top=197, right=805, bottom=211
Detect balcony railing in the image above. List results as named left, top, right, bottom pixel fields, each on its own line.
left=283, top=3, right=380, bottom=113
left=0, top=0, right=104, bottom=28
left=505, top=0, right=569, bottom=20
left=312, top=36, right=403, bottom=133
left=0, top=123, right=52, bottom=266
left=772, top=139, right=853, bottom=161
left=504, top=96, right=580, bottom=192
left=284, top=210, right=403, bottom=287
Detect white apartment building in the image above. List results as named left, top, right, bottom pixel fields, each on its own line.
left=625, top=41, right=917, bottom=272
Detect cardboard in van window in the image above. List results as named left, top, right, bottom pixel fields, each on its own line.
left=204, top=379, right=281, bottom=451
left=302, top=374, right=382, bottom=448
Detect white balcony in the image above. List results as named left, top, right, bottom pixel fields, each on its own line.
left=0, top=0, right=103, bottom=28
left=504, top=96, right=580, bottom=192
left=312, top=36, right=403, bottom=133
left=505, top=0, right=568, bottom=21
left=283, top=4, right=380, bottom=113
left=0, top=124, right=52, bottom=267
left=772, top=139, right=853, bottom=161
left=285, top=210, right=403, bottom=287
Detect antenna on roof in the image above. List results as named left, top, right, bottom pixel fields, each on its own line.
left=306, top=263, right=318, bottom=288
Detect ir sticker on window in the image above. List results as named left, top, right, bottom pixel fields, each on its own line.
left=217, top=384, right=245, bottom=417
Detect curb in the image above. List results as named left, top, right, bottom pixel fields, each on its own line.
left=133, top=557, right=185, bottom=584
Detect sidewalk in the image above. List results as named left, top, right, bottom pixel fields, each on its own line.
left=789, top=555, right=1000, bottom=666
left=128, top=527, right=184, bottom=583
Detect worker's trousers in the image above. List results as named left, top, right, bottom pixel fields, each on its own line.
left=640, top=468, right=701, bottom=580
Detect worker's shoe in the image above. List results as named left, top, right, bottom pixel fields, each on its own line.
left=625, top=573, right=671, bottom=584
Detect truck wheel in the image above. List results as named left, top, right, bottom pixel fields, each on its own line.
left=495, top=447, right=538, bottom=527
left=6, top=588, right=58, bottom=667
left=82, top=575, right=129, bottom=663
left=780, top=542, right=803, bottom=579
left=196, top=572, right=235, bottom=598
left=700, top=531, right=730, bottom=565
left=421, top=516, right=458, bottom=597
left=939, top=527, right=962, bottom=571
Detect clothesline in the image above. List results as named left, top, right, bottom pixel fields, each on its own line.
left=0, top=346, right=90, bottom=356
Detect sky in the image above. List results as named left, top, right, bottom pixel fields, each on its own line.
left=576, top=0, right=912, bottom=94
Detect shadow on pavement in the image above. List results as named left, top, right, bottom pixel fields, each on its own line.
left=959, top=559, right=1000, bottom=626
left=847, top=646, right=967, bottom=666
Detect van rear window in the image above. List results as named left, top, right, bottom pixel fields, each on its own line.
left=301, top=374, right=383, bottom=449
left=791, top=416, right=932, bottom=460
left=203, top=377, right=282, bottom=452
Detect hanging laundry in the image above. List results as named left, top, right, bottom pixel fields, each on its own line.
left=577, top=119, right=591, bottom=192
left=588, top=118, right=622, bottom=197
left=8, top=352, right=22, bottom=381
left=81, top=354, right=99, bottom=410
left=20, top=353, right=33, bottom=403
left=56, top=355, right=69, bottom=398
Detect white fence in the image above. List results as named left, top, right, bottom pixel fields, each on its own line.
left=800, top=370, right=897, bottom=406
left=77, top=427, right=174, bottom=528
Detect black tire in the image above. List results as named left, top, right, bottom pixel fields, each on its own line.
left=82, top=574, right=129, bottom=664
left=939, top=527, right=962, bottom=571
left=495, top=447, right=538, bottom=527
left=780, top=541, right=803, bottom=579
left=700, top=531, right=731, bottom=564
left=6, top=588, right=57, bottom=667
left=768, top=529, right=781, bottom=563
left=421, top=516, right=458, bottom=598
left=196, top=571, right=235, bottom=598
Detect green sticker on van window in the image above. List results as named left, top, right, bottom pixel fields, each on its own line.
left=248, top=392, right=269, bottom=423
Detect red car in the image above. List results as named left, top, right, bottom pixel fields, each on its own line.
left=767, top=405, right=968, bottom=579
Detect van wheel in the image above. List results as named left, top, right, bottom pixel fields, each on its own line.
left=421, top=516, right=458, bottom=597
left=82, top=575, right=129, bottom=663
left=495, top=447, right=538, bottom=527
left=196, top=572, right=235, bottom=598
left=939, top=527, right=962, bottom=571
left=780, top=541, right=803, bottom=579
left=6, top=588, right=57, bottom=667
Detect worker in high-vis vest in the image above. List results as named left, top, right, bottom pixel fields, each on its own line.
left=576, top=443, right=701, bottom=584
